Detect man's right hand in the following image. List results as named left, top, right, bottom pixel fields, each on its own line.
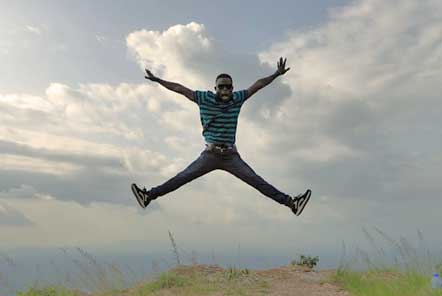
left=144, top=68, right=159, bottom=82
left=144, top=68, right=195, bottom=102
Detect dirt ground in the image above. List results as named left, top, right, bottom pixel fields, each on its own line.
left=169, top=264, right=351, bottom=296
left=252, top=265, right=350, bottom=296
left=74, top=264, right=351, bottom=296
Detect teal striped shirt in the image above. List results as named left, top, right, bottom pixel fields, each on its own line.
left=193, top=90, right=248, bottom=144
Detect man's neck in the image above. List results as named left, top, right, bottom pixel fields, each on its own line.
left=215, top=93, right=232, bottom=103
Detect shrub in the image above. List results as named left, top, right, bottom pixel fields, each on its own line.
left=290, top=254, right=319, bottom=268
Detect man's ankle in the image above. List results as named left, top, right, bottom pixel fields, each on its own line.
left=147, top=190, right=157, bottom=200
left=283, top=196, right=293, bottom=207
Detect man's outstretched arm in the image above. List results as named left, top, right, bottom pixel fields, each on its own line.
left=246, top=57, right=290, bottom=100
left=144, top=68, right=195, bottom=102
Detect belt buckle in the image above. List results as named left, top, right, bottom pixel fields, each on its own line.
left=207, top=143, right=234, bottom=154
left=214, top=145, right=225, bottom=153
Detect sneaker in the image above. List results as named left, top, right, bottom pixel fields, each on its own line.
left=287, top=189, right=311, bottom=216
left=131, top=183, right=153, bottom=209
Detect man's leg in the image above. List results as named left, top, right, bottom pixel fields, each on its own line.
left=220, top=152, right=291, bottom=205
left=147, top=150, right=218, bottom=199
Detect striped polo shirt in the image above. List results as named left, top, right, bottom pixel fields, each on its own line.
left=193, top=89, right=248, bottom=144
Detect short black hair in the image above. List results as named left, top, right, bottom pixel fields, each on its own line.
left=215, top=73, right=232, bottom=83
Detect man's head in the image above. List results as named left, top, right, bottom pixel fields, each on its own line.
left=214, top=73, right=233, bottom=102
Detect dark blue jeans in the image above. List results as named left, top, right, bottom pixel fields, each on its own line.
left=147, top=145, right=291, bottom=205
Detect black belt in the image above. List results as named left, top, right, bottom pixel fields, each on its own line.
left=205, top=143, right=237, bottom=153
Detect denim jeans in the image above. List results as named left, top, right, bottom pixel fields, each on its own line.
left=147, top=145, right=291, bottom=205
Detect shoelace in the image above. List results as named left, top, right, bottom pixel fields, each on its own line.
left=289, top=193, right=303, bottom=209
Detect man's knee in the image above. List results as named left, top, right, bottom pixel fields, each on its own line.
left=241, top=167, right=259, bottom=179
left=176, top=166, right=208, bottom=181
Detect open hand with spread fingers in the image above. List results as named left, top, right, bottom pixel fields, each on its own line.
left=144, top=68, right=159, bottom=82
left=276, top=57, right=290, bottom=75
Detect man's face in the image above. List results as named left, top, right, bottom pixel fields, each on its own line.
left=215, top=77, right=233, bottom=102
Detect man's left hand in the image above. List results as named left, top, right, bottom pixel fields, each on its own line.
left=276, top=57, right=290, bottom=75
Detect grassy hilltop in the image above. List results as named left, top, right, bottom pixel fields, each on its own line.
left=4, top=227, right=442, bottom=296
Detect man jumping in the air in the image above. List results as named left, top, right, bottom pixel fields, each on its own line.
left=131, top=57, right=311, bottom=216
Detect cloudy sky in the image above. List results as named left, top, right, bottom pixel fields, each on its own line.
left=1, top=0, right=442, bottom=292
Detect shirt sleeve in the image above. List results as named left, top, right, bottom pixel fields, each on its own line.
left=194, top=90, right=208, bottom=105
left=235, top=89, right=248, bottom=104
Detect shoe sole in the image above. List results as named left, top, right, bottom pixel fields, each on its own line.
left=131, top=183, right=146, bottom=209
left=295, top=189, right=311, bottom=216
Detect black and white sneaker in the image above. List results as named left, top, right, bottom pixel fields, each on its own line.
left=287, top=189, right=311, bottom=216
left=131, top=183, right=153, bottom=209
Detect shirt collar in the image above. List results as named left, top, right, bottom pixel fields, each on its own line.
left=215, top=93, right=233, bottom=103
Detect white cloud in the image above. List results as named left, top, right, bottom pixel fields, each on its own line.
left=254, top=0, right=442, bottom=201
left=147, top=95, right=161, bottom=112
left=25, top=25, right=41, bottom=35
left=0, top=184, right=38, bottom=199
left=0, top=201, right=33, bottom=226
left=0, top=79, right=201, bottom=205
left=0, top=184, right=55, bottom=204
left=34, top=193, right=56, bottom=200
left=0, top=154, right=82, bottom=175
left=120, top=147, right=175, bottom=177
left=95, top=34, right=106, bottom=44
left=1, top=0, right=442, bottom=251
left=259, top=0, right=442, bottom=99
left=0, top=93, right=53, bottom=112
left=0, top=127, right=119, bottom=157
left=126, top=22, right=212, bottom=86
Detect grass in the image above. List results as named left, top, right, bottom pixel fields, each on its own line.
left=328, top=226, right=442, bottom=295
left=2, top=226, right=442, bottom=295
